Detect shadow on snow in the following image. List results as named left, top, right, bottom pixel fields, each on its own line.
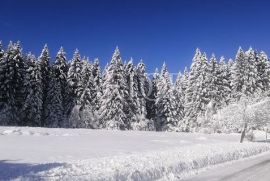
left=0, top=160, right=64, bottom=180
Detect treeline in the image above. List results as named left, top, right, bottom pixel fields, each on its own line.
left=0, top=41, right=269, bottom=131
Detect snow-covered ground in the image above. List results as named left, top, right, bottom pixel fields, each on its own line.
left=0, top=127, right=270, bottom=180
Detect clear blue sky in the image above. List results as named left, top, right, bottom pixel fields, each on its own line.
left=1, top=0, right=270, bottom=73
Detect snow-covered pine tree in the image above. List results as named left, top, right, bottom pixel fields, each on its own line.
left=174, top=71, right=186, bottom=129
left=72, top=58, right=97, bottom=128
left=244, top=48, right=259, bottom=96
left=135, top=60, right=149, bottom=127
left=228, top=58, right=234, bottom=69
left=206, top=54, right=219, bottom=105
left=0, top=41, right=5, bottom=105
left=175, top=72, right=183, bottom=96
left=181, top=67, right=189, bottom=98
left=184, top=49, right=201, bottom=128
left=227, top=58, right=234, bottom=100
left=217, top=56, right=231, bottom=106
left=22, top=53, right=43, bottom=126
left=92, top=58, right=103, bottom=111
left=38, top=44, right=51, bottom=126
left=231, top=47, right=246, bottom=100
left=180, top=67, right=189, bottom=120
left=0, top=41, right=3, bottom=60
left=184, top=49, right=209, bottom=129
left=0, top=41, right=10, bottom=125
left=53, top=47, right=69, bottom=126
left=155, top=63, right=180, bottom=131
left=199, top=52, right=210, bottom=107
left=99, top=47, right=129, bottom=130
left=125, top=59, right=139, bottom=124
left=0, top=41, right=25, bottom=125
left=66, top=49, right=83, bottom=121
left=77, top=58, right=94, bottom=109
left=44, top=71, right=64, bottom=128
left=0, top=41, right=5, bottom=62
left=256, top=51, right=270, bottom=93
left=146, top=68, right=159, bottom=124
left=136, top=60, right=147, bottom=106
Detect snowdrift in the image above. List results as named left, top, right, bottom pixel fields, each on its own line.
left=29, top=143, right=270, bottom=180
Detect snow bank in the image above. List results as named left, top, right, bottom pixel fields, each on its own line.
left=21, top=143, right=270, bottom=180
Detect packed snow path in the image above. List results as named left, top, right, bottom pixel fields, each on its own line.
left=184, top=150, right=270, bottom=181
left=0, top=127, right=270, bottom=180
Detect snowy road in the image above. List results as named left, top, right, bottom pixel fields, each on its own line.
left=185, top=151, right=270, bottom=181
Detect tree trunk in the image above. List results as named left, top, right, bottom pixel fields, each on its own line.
left=240, top=123, right=247, bottom=143
left=266, top=128, right=268, bottom=141
left=240, top=102, right=247, bottom=143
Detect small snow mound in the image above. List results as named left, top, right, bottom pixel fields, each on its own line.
left=197, top=136, right=207, bottom=140
left=21, top=131, right=34, bottom=135
left=179, top=140, right=189, bottom=143
left=2, top=129, right=22, bottom=135
left=40, top=132, right=50, bottom=136
left=1, top=129, right=51, bottom=136
left=62, top=133, right=71, bottom=136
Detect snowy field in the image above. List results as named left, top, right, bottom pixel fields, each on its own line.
left=1, top=127, right=270, bottom=180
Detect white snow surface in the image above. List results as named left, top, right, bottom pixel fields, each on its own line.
left=0, top=126, right=270, bottom=180
left=184, top=150, right=270, bottom=181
